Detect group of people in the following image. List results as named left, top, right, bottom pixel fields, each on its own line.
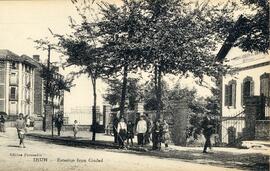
left=113, top=113, right=170, bottom=150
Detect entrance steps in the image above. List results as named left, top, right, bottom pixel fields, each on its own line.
left=241, top=140, right=270, bottom=150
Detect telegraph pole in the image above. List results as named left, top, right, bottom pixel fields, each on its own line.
left=43, top=45, right=51, bottom=132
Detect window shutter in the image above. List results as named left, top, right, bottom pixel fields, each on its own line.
left=232, top=83, right=236, bottom=108
left=225, top=85, right=229, bottom=106
left=241, top=83, right=243, bottom=106
left=260, top=73, right=270, bottom=97
left=250, top=80, right=254, bottom=96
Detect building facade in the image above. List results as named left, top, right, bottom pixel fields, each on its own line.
left=220, top=47, right=270, bottom=144
left=0, top=49, right=64, bottom=125
left=0, top=50, right=38, bottom=119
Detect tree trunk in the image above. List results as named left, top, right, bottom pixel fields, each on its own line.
left=156, top=64, right=162, bottom=120
left=92, top=78, right=97, bottom=141
left=154, top=64, right=158, bottom=95
left=51, top=96, right=54, bottom=137
left=120, top=64, right=128, bottom=118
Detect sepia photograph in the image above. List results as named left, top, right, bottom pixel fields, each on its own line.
left=0, top=0, right=269, bottom=170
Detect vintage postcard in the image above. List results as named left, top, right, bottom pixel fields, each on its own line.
left=0, top=0, right=269, bottom=171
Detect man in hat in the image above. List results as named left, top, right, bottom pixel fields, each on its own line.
left=136, top=115, right=147, bottom=147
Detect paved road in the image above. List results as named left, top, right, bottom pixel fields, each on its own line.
left=0, top=128, right=242, bottom=171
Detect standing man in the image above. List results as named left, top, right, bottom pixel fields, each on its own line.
left=152, top=120, right=162, bottom=150
left=112, top=114, right=119, bottom=144
left=201, top=115, right=213, bottom=153
left=136, top=115, right=147, bottom=147
left=55, top=114, right=64, bottom=136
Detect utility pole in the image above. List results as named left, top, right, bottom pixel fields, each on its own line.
left=43, top=45, right=51, bottom=132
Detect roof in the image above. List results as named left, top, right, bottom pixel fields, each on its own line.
left=0, top=49, right=40, bottom=68
left=215, top=15, right=250, bottom=62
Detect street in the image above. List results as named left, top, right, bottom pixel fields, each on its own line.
left=0, top=128, right=244, bottom=171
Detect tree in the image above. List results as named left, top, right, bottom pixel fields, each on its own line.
left=39, top=64, right=73, bottom=136
left=103, top=77, right=143, bottom=110
left=97, top=0, right=145, bottom=117
left=139, top=0, right=235, bottom=119
left=143, top=78, right=168, bottom=111
left=57, top=37, right=114, bottom=141
left=234, top=0, right=269, bottom=53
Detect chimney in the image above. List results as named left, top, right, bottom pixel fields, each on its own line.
left=33, top=55, right=40, bottom=61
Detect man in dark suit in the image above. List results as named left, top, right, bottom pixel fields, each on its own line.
left=201, top=115, right=213, bottom=153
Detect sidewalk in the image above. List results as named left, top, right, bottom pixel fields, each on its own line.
left=26, top=129, right=270, bottom=171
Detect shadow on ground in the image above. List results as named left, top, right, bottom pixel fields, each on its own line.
left=26, top=134, right=269, bottom=171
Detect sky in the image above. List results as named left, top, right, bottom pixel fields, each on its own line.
left=0, top=0, right=245, bottom=113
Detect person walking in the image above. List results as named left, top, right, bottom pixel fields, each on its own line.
left=162, top=120, right=170, bottom=148
left=126, top=121, right=134, bottom=146
left=15, top=113, right=27, bottom=148
left=73, top=120, right=79, bottom=139
left=202, top=115, right=213, bottom=153
left=136, top=115, right=147, bottom=147
left=117, top=118, right=127, bottom=149
left=152, top=120, right=162, bottom=150
left=0, top=115, right=6, bottom=132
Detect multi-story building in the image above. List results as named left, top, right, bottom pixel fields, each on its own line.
left=0, top=50, right=38, bottom=119
left=0, top=49, right=64, bottom=125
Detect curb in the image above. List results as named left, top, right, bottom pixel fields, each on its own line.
left=26, top=133, right=150, bottom=152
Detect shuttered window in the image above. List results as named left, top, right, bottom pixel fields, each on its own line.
left=9, top=87, right=17, bottom=100
left=225, top=80, right=236, bottom=107
left=10, top=72, right=18, bottom=85
left=9, top=101, right=17, bottom=115
left=0, top=69, right=5, bottom=84
left=260, top=73, right=270, bottom=97
left=0, top=100, right=4, bottom=112
left=0, top=85, right=4, bottom=99
left=242, top=76, right=255, bottom=105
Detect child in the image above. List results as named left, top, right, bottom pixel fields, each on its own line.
left=15, top=113, right=27, bottom=148
left=152, top=120, right=162, bottom=150
left=117, top=118, right=127, bottom=149
left=73, top=120, right=79, bottom=138
left=126, top=121, right=134, bottom=146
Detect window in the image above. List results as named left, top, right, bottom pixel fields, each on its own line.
left=260, top=73, right=270, bottom=97
left=241, top=76, right=254, bottom=105
left=0, top=100, right=4, bottom=112
left=10, top=62, right=18, bottom=70
left=0, top=69, right=5, bottom=84
left=9, top=101, right=17, bottom=115
left=9, top=87, right=17, bottom=100
left=10, top=72, right=18, bottom=85
left=0, top=85, right=4, bottom=99
left=0, top=61, right=5, bottom=69
left=225, top=80, right=236, bottom=107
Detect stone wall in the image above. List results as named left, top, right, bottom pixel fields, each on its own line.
left=243, top=96, right=262, bottom=140
left=168, top=100, right=189, bottom=146
left=255, top=120, right=270, bottom=140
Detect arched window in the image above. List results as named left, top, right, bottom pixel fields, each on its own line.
left=260, top=73, right=270, bottom=97
left=225, top=80, right=236, bottom=107
left=241, top=76, right=254, bottom=105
